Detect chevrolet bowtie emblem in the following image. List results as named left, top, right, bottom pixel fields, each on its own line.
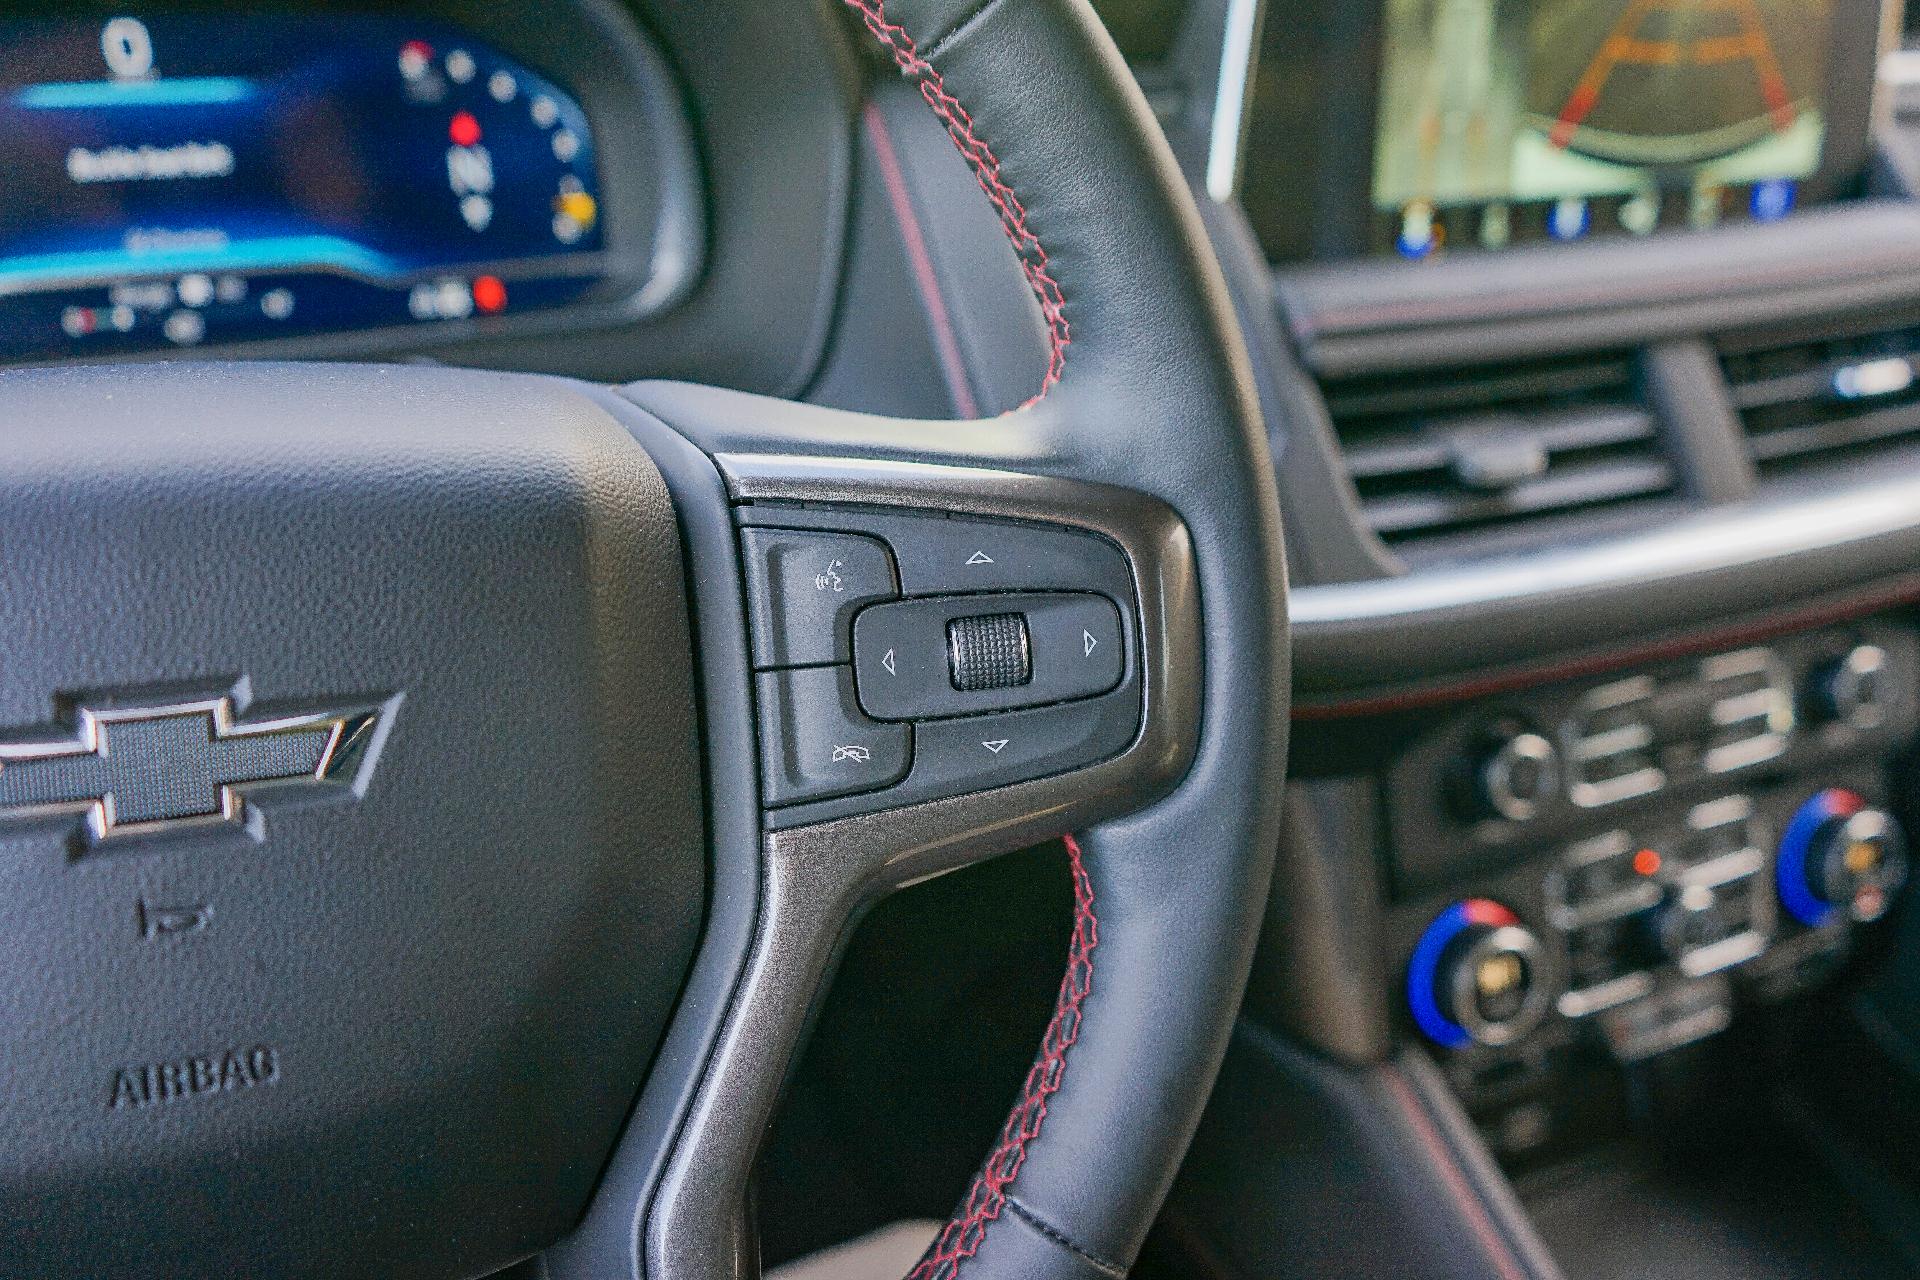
left=0, top=688, right=398, bottom=843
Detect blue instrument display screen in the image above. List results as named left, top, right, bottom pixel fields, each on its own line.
left=0, top=15, right=609, bottom=359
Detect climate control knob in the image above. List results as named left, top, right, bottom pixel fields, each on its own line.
left=1777, top=789, right=1908, bottom=927
left=1809, top=644, right=1894, bottom=729
left=1407, top=899, right=1549, bottom=1049
left=1460, top=724, right=1560, bottom=823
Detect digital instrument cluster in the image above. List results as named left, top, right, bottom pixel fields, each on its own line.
left=0, top=14, right=612, bottom=360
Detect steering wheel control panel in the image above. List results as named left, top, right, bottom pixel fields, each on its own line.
left=736, top=506, right=1143, bottom=830
left=1382, top=617, right=1919, bottom=1150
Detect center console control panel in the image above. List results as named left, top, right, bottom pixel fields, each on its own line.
left=1385, top=618, right=1919, bottom=1137
left=735, top=505, right=1144, bottom=830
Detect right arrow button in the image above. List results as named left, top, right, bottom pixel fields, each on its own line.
left=1024, top=593, right=1124, bottom=701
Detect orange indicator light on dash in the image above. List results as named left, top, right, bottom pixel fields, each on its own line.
left=1632, top=848, right=1662, bottom=877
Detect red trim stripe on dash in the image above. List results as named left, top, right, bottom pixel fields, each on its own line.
left=863, top=100, right=982, bottom=419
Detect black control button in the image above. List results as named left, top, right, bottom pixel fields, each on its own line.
left=741, top=529, right=897, bottom=668
left=1474, top=729, right=1558, bottom=822
left=853, top=592, right=1125, bottom=721
left=947, top=613, right=1031, bottom=691
left=755, top=666, right=909, bottom=806
left=909, top=694, right=1138, bottom=798
left=879, top=516, right=1127, bottom=597
left=1647, top=683, right=1716, bottom=747
left=1566, top=919, right=1632, bottom=989
left=1647, top=884, right=1741, bottom=964
left=1563, top=849, right=1635, bottom=908
left=1453, top=718, right=1558, bottom=823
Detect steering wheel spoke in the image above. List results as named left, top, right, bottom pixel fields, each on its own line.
left=569, top=378, right=1208, bottom=1277
left=559, top=0, right=1292, bottom=1265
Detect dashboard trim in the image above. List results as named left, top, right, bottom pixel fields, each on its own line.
left=1204, top=0, right=1261, bottom=202
left=1278, top=201, right=1920, bottom=376
left=1293, top=469, right=1920, bottom=713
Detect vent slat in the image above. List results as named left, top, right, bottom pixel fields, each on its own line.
left=1361, top=459, right=1676, bottom=537
left=1747, top=401, right=1920, bottom=462
left=1343, top=438, right=1448, bottom=480
left=1326, top=355, right=1637, bottom=421
left=1727, top=367, right=1843, bottom=412
left=1325, top=354, right=1673, bottom=546
left=1720, top=323, right=1920, bottom=474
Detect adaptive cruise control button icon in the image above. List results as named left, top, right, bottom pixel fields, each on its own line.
left=0, top=686, right=399, bottom=845
left=831, top=744, right=872, bottom=764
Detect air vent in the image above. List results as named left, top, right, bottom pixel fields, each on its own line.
left=1321, top=353, right=1678, bottom=545
left=1720, top=320, right=1920, bottom=474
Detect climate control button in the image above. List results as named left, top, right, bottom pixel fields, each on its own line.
left=1408, top=899, right=1549, bottom=1049
left=1777, top=789, right=1909, bottom=926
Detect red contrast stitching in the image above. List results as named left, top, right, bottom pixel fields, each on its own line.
left=843, top=0, right=1071, bottom=407
left=908, top=834, right=1099, bottom=1279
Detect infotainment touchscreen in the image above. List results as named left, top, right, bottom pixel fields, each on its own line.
left=1371, top=0, right=1836, bottom=256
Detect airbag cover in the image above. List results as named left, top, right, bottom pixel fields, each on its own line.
left=0, top=363, right=703, bottom=1279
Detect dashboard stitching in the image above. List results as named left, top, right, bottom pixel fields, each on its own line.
left=844, top=0, right=1071, bottom=408
left=907, top=833, right=1099, bottom=1278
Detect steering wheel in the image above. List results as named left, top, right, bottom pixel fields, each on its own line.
left=0, top=2, right=1287, bottom=1278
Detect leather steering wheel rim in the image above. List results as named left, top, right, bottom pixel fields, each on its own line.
left=851, top=8, right=1288, bottom=1272
left=627, top=3, right=1292, bottom=1275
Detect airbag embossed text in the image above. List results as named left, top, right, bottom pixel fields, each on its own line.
left=108, top=1045, right=280, bottom=1111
